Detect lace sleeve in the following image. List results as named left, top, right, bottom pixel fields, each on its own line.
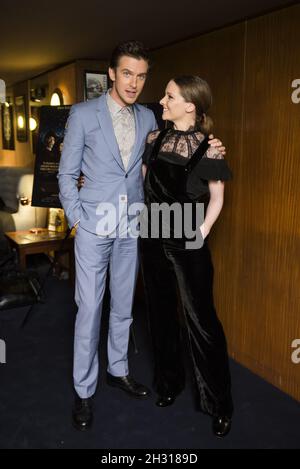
left=205, top=145, right=224, bottom=160
left=142, top=130, right=160, bottom=165
left=146, top=130, right=161, bottom=145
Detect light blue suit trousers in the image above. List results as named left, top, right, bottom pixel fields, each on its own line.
left=58, top=93, right=157, bottom=397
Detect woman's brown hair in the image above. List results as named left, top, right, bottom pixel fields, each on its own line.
left=173, top=75, right=213, bottom=135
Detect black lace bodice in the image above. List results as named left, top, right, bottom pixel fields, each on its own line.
left=140, top=128, right=233, bottom=241
left=144, top=128, right=225, bottom=161
left=142, top=129, right=232, bottom=200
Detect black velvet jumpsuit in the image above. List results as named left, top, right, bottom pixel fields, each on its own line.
left=139, top=128, right=234, bottom=418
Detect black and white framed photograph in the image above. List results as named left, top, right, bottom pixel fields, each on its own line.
left=84, top=71, right=108, bottom=101
left=15, top=95, right=28, bottom=142
left=1, top=102, right=15, bottom=150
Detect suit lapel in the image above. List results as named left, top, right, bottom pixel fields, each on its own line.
left=95, top=95, right=124, bottom=170
left=127, top=104, right=144, bottom=171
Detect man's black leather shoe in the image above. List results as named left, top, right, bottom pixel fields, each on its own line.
left=212, top=415, right=231, bottom=438
left=107, top=372, right=150, bottom=399
left=156, top=396, right=176, bottom=407
left=72, top=396, right=93, bottom=431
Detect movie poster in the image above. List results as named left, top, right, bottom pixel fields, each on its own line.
left=32, top=105, right=71, bottom=208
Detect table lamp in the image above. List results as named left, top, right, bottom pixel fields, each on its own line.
left=19, top=196, right=42, bottom=234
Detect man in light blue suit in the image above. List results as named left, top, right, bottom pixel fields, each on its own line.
left=59, top=41, right=156, bottom=431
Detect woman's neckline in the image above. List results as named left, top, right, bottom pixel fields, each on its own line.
left=168, top=127, right=201, bottom=136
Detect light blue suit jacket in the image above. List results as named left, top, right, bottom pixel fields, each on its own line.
left=58, top=93, right=157, bottom=234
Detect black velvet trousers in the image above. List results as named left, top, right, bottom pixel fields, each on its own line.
left=140, top=237, right=233, bottom=418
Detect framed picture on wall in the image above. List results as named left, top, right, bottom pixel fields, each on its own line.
left=15, top=95, right=28, bottom=142
left=1, top=102, right=15, bottom=150
left=84, top=71, right=108, bottom=101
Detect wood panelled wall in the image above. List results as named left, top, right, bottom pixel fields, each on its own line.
left=141, top=3, right=300, bottom=401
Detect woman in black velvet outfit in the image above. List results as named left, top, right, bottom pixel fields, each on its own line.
left=140, top=76, right=233, bottom=438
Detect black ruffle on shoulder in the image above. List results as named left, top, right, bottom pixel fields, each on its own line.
left=194, top=157, right=233, bottom=181
left=186, top=157, right=233, bottom=200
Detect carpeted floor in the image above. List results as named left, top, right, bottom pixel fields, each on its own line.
left=0, top=255, right=299, bottom=449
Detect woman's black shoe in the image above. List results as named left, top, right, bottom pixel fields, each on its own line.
left=156, top=396, right=176, bottom=407
left=212, top=415, right=231, bottom=438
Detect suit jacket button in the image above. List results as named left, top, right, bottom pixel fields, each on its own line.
left=125, top=174, right=128, bottom=178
